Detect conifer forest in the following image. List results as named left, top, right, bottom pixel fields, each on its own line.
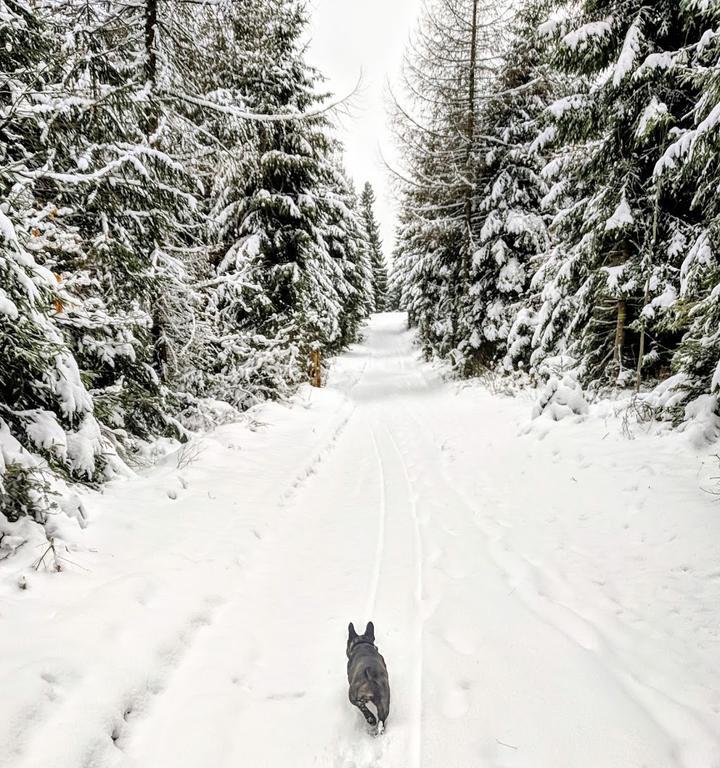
left=1, top=3, right=720, bottom=765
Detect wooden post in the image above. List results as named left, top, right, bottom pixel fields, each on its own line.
left=310, top=350, right=322, bottom=388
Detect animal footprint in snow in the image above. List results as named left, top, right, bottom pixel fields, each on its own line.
left=442, top=680, right=471, bottom=719
left=443, top=623, right=477, bottom=656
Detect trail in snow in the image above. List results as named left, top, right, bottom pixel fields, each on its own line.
left=1, top=313, right=720, bottom=768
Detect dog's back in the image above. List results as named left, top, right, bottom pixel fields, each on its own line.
left=347, top=622, right=390, bottom=728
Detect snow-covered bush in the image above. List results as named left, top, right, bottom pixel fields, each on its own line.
left=532, top=373, right=589, bottom=421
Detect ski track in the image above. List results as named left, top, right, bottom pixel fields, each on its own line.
left=364, top=427, right=386, bottom=622
left=383, top=423, right=424, bottom=768
left=2, top=313, right=720, bottom=768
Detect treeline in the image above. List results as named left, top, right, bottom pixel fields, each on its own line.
left=0, top=0, right=386, bottom=532
left=392, top=0, right=720, bottom=427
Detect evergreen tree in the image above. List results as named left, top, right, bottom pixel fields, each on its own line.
left=530, top=0, right=707, bottom=388
left=359, top=182, right=388, bottom=312
left=392, top=0, right=506, bottom=361
left=456, top=0, right=554, bottom=374
left=325, top=170, right=374, bottom=347
left=0, top=0, right=108, bottom=523
left=655, top=0, right=720, bottom=414
left=205, top=0, right=366, bottom=406
left=23, top=0, right=206, bottom=443
left=1, top=0, right=376, bottom=531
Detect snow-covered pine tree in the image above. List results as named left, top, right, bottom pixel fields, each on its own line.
left=392, top=0, right=506, bottom=362
left=652, top=1, right=720, bottom=418
left=0, top=0, right=108, bottom=526
left=324, top=169, right=374, bottom=348
left=456, top=0, right=554, bottom=375
left=359, top=182, right=388, bottom=312
left=205, top=0, right=364, bottom=406
left=531, top=0, right=707, bottom=388
left=23, top=0, right=205, bottom=444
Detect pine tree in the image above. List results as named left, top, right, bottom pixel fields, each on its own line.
left=23, top=0, right=206, bottom=443
left=0, top=0, right=108, bottom=525
left=359, top=183, right=388, bottom=312
left=654, top=0, right=720, bottom=414
left=456, top=0, right=554, bottom=374
left=392, top=0, right=506, bottom=361
left=530, top=0, right=707, bottom=388
left=205, top=0, right=365, bottom=406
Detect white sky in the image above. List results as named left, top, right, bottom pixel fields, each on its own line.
left=306, top=0, right=422, bottom=261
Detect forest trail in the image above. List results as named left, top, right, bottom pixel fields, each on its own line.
left=2, top=313, right=719, bottom=768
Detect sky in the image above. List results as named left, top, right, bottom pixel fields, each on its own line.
left=306, top=0, right=422, bottom=261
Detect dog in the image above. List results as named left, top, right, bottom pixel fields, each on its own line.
left=346, top=621, right=390, bottom=731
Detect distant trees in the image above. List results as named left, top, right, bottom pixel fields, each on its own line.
left=391, top=0, right=507, bottom=360
left=359, top=183, right=388, bottom=311
left=393, top=0, right=720, bottom=427
left=0, top=0, right=372, bottom=533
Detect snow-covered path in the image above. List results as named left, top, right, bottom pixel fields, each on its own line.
left=2, top=313, right=720, bottom=768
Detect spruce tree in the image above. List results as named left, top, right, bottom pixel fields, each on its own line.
left=24, top=0, right=205, bottom=442
left=655, top=0, right=720, bottom=412
left=205, top=0, right=364, bottom=405
left=359, top=183, right=388, bottom=312
left=325, top=171, right=374, bottom=347
left=456, top=0, right=554, bottom=374
left=531, top=0, right=707, bottom=388
left=392, top=0, right=506, bottom=361
left=0, top=0, right=107, bottom=524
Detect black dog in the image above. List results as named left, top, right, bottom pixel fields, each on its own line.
left=347, top=621, right=390, bottom=731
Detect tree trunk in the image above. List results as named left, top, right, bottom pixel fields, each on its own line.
left=143, top=0, right=159, bottom=138
left=614, top=299, right=626, bottom=370
left=636, top=182, right=661, bottom=392
left=144, top=0, right=158, bottom=85
left=464, top=0, right=479, bottom=242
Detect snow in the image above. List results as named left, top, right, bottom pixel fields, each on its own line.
left=612, top=18, right=643, bottom=86
left=546, top=94, right=586, bottom=119
left=2, top=313, right=720, bottom=768
left=655, top=101, right=720, bottom=176
left=23, top=410, right=68, bottom=459
left=683, top=394, right=720, bottom=447
left=633, top=52, right=673, bottom=80
left=605, top=194, right=634, bottom=231
left=0, top=288, right=18, bottom=318
left=562, top=19, right=613, bottom=51
left=641, top=283, right=678, bottom=320
left=636, top=97, right=668, bottom=138
left=532, top=373, right=589, bottom=420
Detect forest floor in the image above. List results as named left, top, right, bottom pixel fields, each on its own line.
left=2, top=313, right=720, bottom=768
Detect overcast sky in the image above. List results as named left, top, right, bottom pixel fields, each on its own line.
left=306, top=0, right=422, bottom=261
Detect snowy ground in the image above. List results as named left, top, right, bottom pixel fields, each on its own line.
left=2, top=312, right=720, bottom=768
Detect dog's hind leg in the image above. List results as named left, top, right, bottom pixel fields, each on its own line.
left=353, top=699, right=377, bottom=726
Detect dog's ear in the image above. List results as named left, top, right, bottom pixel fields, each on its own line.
left=348, top=622, right=357, bottom=639
left=365, top=621, right=375, bottom=641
